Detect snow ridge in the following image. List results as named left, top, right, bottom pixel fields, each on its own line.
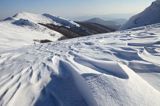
left=13, top=12, right=80, bottom=28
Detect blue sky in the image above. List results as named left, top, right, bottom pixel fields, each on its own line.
left=0, top=0, right=155, bottom=19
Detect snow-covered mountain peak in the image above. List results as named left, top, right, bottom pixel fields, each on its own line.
left=13, top=12, right=58, bottom=25
left=13, top=12, right=37, bottom=18
left=0, top=12, right=65, bottom=48
left=121, top=0, right=160, bottom=30
left=12, top=12, right=80, bottom=28
left=42, top=13, right=80, bottom=27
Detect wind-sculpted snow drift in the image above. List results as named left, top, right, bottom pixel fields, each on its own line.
left=0, top=23, right=160, bottom=106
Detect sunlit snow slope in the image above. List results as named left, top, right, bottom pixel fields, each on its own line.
left=0, top=12, right=82, bottom=49
left=0, top=20, right=63, bottom=49
left=121, top=0, right=160, bottom=30
left=0, top=23, right=160, bottom=106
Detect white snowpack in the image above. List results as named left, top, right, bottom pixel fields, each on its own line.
left=0, top=20, right=160, bottom=105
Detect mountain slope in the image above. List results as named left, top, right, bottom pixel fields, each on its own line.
left=0, top=12, right=83, bottom=46
left=0, top=17, right=64, bottom=49
left=1, top=12, right=114, bottom=43
left=0, top=22, right=160, bottom=106
left=121, top=0, right=160, bottom=30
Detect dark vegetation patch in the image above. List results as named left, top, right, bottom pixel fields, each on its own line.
left=39, top=22, right=115, bottom=40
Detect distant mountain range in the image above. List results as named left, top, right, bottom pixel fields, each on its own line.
left=71, top=13, right=132, bottom=21
left=85, top=18, right=127, bottom=30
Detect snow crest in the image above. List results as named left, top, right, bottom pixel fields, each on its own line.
left=13, top=12, right=80, bottom=27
